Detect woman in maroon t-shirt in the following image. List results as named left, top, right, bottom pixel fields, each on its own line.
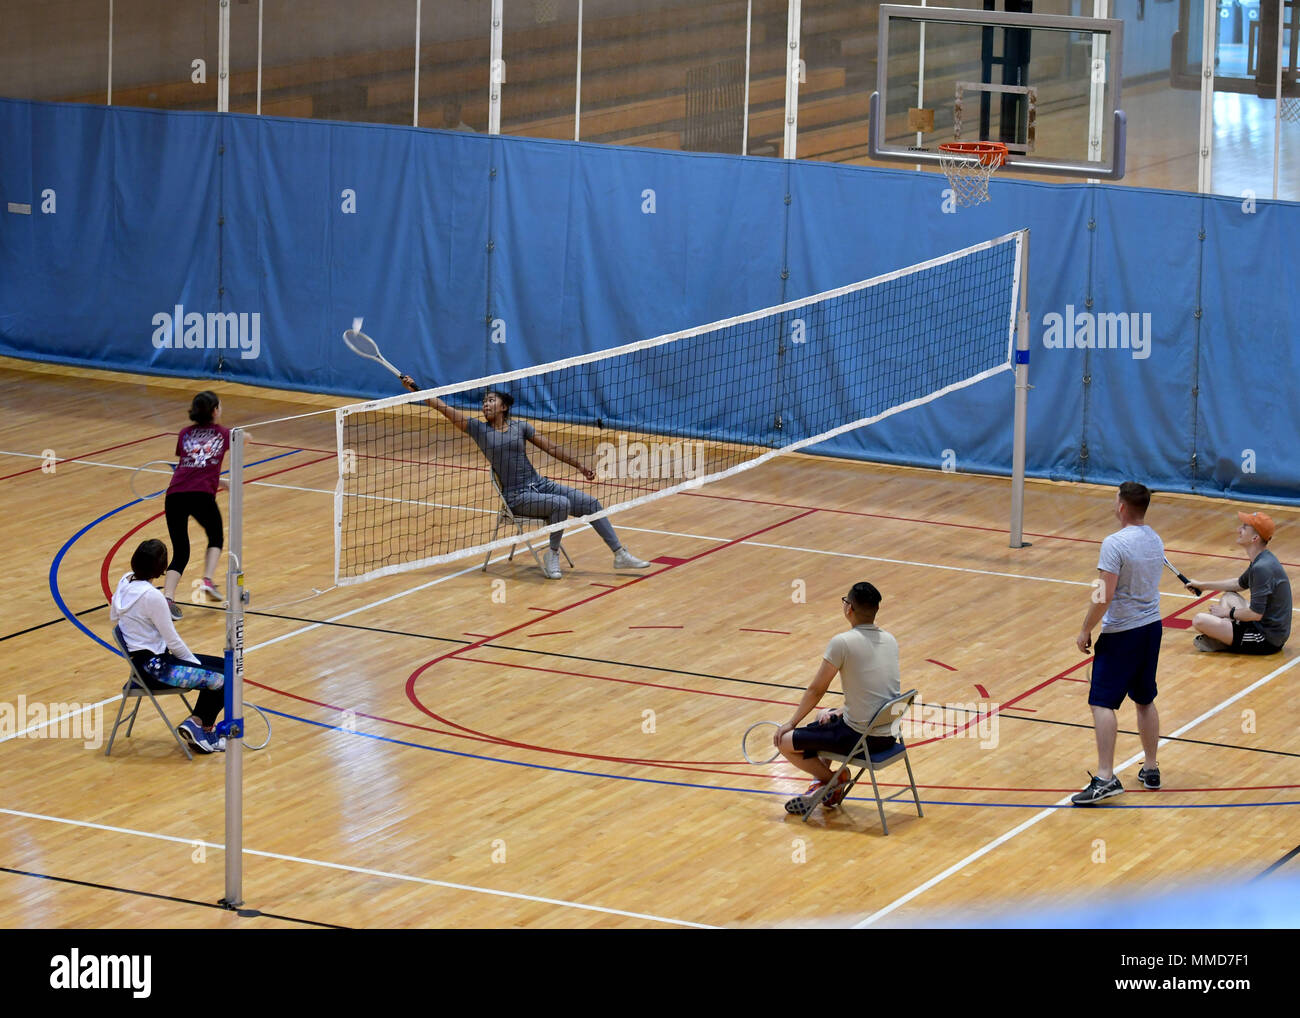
left=161, top=391, right=230, bottom=619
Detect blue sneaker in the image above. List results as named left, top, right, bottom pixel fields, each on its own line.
left=177, top=718, right=219, bottom=754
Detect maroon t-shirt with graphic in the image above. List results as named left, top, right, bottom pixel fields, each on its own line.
left=167, top=424, right=231, bottom=495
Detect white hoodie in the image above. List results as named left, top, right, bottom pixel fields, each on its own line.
left=110, top=573, right=199, bottom=663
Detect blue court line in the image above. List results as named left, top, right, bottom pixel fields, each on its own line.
left=57, top=469, right=1300, bottom=815
left=254, top=708, right=1300, bottom=812
left=49, top=449, right=301, bottom=654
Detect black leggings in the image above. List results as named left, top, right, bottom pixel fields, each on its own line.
left=164, top=491, right=223, bottom=575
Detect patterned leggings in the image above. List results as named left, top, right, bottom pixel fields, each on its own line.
left=130, top=650, right=225, bottom=727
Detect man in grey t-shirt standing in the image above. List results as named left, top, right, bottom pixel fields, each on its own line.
left=1072, top=482, right=1165, bottom=805
left=774, top=582, right=902, bottom=816
left=1186, top=511, right=1291, bottom=654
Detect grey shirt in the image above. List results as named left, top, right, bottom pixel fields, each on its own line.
left=1098, top=524, right=1165, bottom=634
left=824, top=624, right=902, bottom=737
left=465, top=418, right=540, bottom=495
left=1239, top=549, right=1292, bottom=646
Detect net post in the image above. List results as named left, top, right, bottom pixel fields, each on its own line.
left=1009, top=229, right=1030, bottom=548
left=221, top=427, right=246, bottom=909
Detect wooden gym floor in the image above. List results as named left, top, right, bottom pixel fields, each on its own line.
left=1, top=357, right=1296, bottom=928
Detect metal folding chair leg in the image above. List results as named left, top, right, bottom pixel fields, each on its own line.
left=903, top=749, right=923, bottom=818
left=867, top=762, right=890, bottom=835
left=105, top=681, right=196, bottom=760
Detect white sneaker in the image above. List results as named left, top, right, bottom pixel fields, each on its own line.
left=613, top=548, right=650, bottom=569
left=541, top=549, right=562, bottom=579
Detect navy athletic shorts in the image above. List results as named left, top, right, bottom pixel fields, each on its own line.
left=1089, top=619, right=1162, bottom=709
left=791, top=715, right=895, bottom=759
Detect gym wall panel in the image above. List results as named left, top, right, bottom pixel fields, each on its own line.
left=2, top=98, right=1299, bottom=504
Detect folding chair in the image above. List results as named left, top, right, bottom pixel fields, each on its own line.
left=798, top=688, right=924, bottom=834
left=106, top=626, right=197, bottom=760
left=481, top=472, right=574, bottom=573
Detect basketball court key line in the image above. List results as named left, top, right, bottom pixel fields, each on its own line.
left=0, top=808, right=712, bottom=929
left=852, top=652, right=1300, bottom=927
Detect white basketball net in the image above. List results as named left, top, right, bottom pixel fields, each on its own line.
left=938, top=151, right=1001, bottom=207
left=1281, top=97, right=1300, bottom=124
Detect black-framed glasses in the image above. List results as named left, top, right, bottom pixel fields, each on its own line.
left=841, top=597, right=851, bottom=607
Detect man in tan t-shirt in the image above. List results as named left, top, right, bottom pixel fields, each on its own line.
left=774, top=582, right=902, bottom=815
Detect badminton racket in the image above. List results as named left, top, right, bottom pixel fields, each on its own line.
left=1163, top=556, right=1202, bottom=596
left=128, top=460, right=177, bottom=500
left=741, top=721, right=783, bottom=764
left=342, top=319, right=405, bottom=379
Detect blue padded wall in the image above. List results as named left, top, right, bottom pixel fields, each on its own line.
left=2, top=98, right=1298, bottom=503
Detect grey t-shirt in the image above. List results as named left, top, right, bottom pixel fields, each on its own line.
left=1239, top=549, right=1292, bottom=647
left=465, top=418, right=540, bottom=495
left=824, top=624, right=902, bottom=737
left=1098, top=524, right=1164, bottom=633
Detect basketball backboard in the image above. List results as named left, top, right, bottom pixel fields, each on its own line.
left=868, top=5, right=1128, bottom=179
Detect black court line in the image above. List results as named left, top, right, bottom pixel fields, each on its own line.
left=0, top=603, right=107, bottom=643
left=194, top=602, right=826, bottom=696
left=1252, top=844, right=1300, bottom=881
left=199, top=604, right=1300, bottom=760
left=0, top=865, right=348, bottom=929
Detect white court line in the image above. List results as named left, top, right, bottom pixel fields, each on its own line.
left=0, top=446, right=1236, bottom=602
left=0, top=806, right=712, bottom=928
left=851, top=652, right=1300, bottom=928
left=0, top=696, right=119, bottom=745
left=0, top=451, right=493, bottom=516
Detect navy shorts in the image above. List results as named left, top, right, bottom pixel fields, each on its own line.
left=1090, top=619, right=1162, bottom=709
left=791, top=715, right=895, bottom=759
left=1231, top=620, right=1284, bottom=655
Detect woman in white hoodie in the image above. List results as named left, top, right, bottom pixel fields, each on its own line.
left=111, top=539, right=226, bottom=754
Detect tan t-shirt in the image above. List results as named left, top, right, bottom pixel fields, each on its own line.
left=824, top=624, right=901, bottom=736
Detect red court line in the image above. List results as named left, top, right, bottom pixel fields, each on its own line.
left=974, top=684, right=990, bottom=698
left=926, top=659, right=957, bottom=671
left=680, top=489, right=1299, bottom=567
left=405, top=508, right=820, bottom=746
left=456, top=654, right=801, bottom=708
left=739, top=628, right=791, bottom=635
left=1163, top=591, right=1216, bottom=631
left=0, top=432, right=170, bottom=482
left=526, top=630, right=574, bottom=638
left=248, top=680, right=1300, bottom=794
left=82, top=446, right=1295, bottom=793
left=98, top=451, right=335, bottom=600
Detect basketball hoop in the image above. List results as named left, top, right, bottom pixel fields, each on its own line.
left=938, top=141, right=1008, bottom=207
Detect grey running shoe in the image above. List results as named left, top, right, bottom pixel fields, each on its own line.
left=1071, top=772, right=1123, bottom=806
